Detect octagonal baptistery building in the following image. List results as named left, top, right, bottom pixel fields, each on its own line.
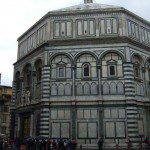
left=12, top=0, right=150, bottom=148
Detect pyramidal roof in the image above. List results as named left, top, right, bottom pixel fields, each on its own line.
left=52, top=2, right=122, bottom=12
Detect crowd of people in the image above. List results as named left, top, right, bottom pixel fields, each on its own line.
left=0, top=135, right=150, bottom=150
left=0, top=137, right=8, bottom=150
left=9, top=137, right=77, bottom=150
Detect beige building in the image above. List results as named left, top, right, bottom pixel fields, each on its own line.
left=12, top=0, right=150, bottom=148
left=0, top=84, right=12, bottom=136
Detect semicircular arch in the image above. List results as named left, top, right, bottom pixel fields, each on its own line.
left=49, top=52, right=73, bottom=65
left=99, top=50, right=125, bottom=63
left=74, top=51, right=98, bottom=64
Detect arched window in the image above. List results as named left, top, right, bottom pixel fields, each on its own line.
left=23, top=64, right=32, bottom=90
left=56, top=61, right=66, bottom=78
left=15, top=72, right=20, bottom=91
left=83, top=63, right=90, bottom=77
left=35, top=59, right=42, bottom=83
left=58, top=66, right=65, bottom=78
left=132, top=55, right=143, bottom=79
left=101, top=52, right=123, bottom=78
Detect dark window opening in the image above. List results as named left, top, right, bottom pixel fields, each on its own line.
left=109, top=65, right=115, bottom=76
left=59, top=67, right=65, bottom=77
left=37, top=68, right=42, bottom=82
left=83, top=64, right=90, bottom=77
left=134, top=67, right=140, bottom=78
left=27, top=74, right=31, bottom=87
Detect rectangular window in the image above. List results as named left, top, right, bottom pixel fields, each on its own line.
left=83, top=64, right=90, bottom=77
left=109, top=65, right=116, bottom=76
left=58, top=67, right=65, bottom=78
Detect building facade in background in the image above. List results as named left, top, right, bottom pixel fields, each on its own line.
left=12, top=0, right=150, bottom=148
left=0, top=85, right=12, bottom=136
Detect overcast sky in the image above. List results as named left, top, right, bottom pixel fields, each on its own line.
left=0, top=0, right=150, bottom=86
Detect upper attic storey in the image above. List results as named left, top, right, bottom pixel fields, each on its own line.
left=17, top=0, right=150, bottom=61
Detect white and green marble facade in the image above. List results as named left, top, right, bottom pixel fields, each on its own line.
left=12, top=1, right=150, bottom=149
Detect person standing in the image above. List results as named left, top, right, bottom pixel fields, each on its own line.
left=97, top=136, right=104, bottom=150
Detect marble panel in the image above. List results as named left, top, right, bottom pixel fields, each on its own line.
left=78, top=122, right=87, bottom=138
left=61, top=123, right=70, bottom=138
left=51, top=110, right=57, bottom=119
left=106, top=122, right=115, bottom=138
left=55, top=22, right=60, bottom=36
left=58, top=110, right=64, bottom=119
left=116, top=122, right=125, bottom=138
left=104, top=109, right=111, bottom=118
left=77, top=21, right=82, bottom=35
left=111, top=109, right=118, bottom=118
left=77, top=110, right=83, bottom=119
left=89, top=20, right=94, bottom=35
left=67, top=22, right=72, bottom=36
left=52, top=123, right=60, bottom=137
left=84, top=110, right=90, bottom=119
left=118, top=109, right=125, bottom=118
left=88, top=123, right=97, bottom=138
left=64, top=110, right=70, bottom=119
